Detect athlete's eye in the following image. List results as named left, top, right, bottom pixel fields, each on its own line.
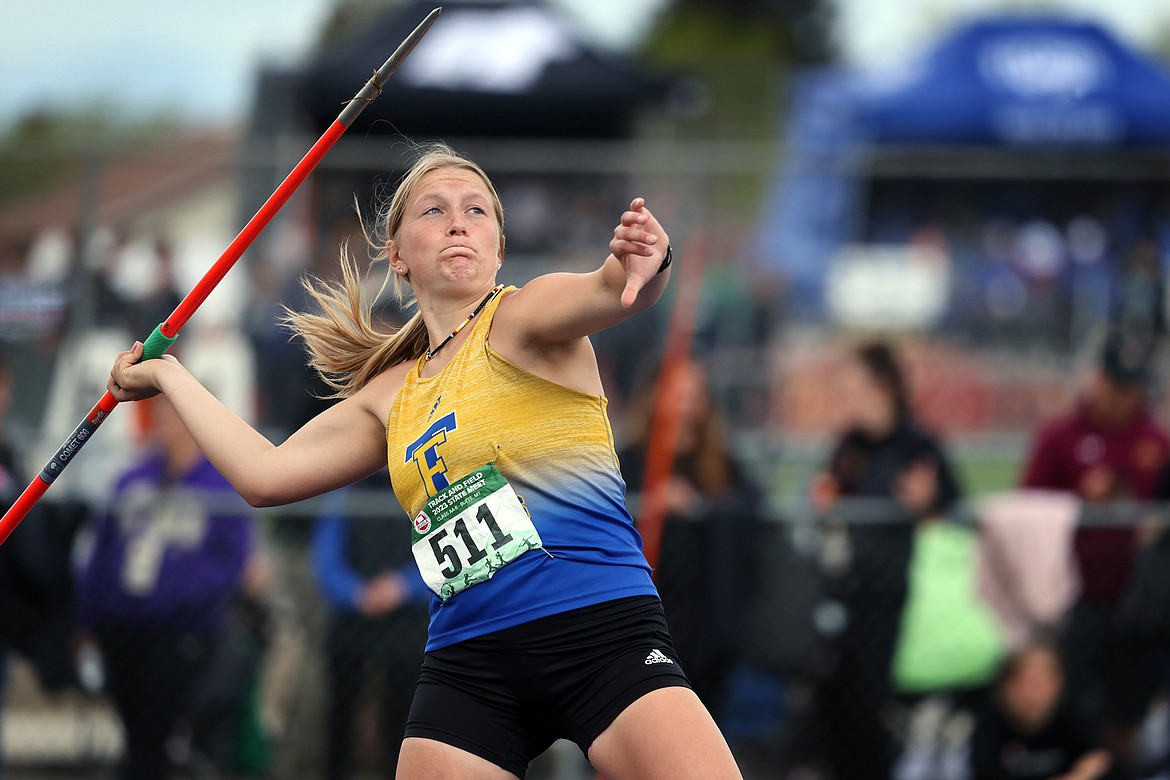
left=468, top=206, right=486, bottom=215
left=423, top=206, right=441, bottom=215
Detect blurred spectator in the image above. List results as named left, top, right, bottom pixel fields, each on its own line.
left=976, top=491, right=1081, bottom=651
left=88, top=226, right=133, bottom=329
left=243, top=254, right=327, bottom=439
left=805, top=340, right=963, bottom=780
left=0, top=353, right=18, bottom=780
left=0, top=349, right=82, bottom=778
left=590, top=300, right=667, bottom=420
left=969, top=641, right=1112, bottom=780
left=1019, top=331, right=1170, bottom=773
left=1022, top=332, right=1169, bottom=597
left=859, top=178, right=1170, bottom=352
left=127, top=238, right=183, bottom=340
left=1066, top=215, right=1112, bottom=349
left=890, top=515, right=1006, bottom=780
left=1110, top=240, right=1165, bottom=357
left=891, top=514, right=1006, bottom=694
left=311, top=471, right=429, bottom=779
left=74, top=394, right=255, bottom=780
left=617, top=359, right=766, bottom=715
left=1107, top=469, right=1170, bottom=775
left=186, top=547, right=277, bottom=776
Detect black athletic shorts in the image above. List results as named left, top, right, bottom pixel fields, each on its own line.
left=403, top=595, right=692, bottom=778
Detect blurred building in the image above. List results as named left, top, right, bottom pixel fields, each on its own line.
left=0, top=130, right=256, bottom=503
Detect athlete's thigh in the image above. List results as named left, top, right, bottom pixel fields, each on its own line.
left=587, top=687, right=743, bottom=780
left=396, top=736, right=520, bottom=780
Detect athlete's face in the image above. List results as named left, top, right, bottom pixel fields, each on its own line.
left=389, top=167, right=504, bottom=291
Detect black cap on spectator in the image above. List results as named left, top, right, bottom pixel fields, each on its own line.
left=1101, top=331, right=1151, bottom=385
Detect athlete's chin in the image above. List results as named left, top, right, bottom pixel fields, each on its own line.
left=442, top=260, right=492, bottom=282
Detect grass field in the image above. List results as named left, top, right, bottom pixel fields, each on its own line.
left=761, top=437, right=1026, bottom=518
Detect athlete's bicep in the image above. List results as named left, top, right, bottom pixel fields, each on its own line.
left=263, top=398, right=387, bottom=503
left=246, top=366, right=405, bottom=508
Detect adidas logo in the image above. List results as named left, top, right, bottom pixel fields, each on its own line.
left=644, top=649, right=674, bottom=665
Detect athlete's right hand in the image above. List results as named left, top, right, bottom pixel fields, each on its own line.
left=107, top=340, right=179, bottom=402
left=610, top=197, right=669, bottom=308
left=359, top=572, right=407, bottom=616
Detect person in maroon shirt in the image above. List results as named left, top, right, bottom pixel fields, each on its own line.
left=1019, top=332, right=1169, bottom=776
left=1021, top=337, right=1169, bottom=603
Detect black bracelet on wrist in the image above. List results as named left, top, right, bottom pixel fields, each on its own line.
left=656, top=245, right=673, bottom=274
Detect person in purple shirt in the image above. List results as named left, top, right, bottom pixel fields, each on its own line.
left=75, top=394, right=253, bottom=780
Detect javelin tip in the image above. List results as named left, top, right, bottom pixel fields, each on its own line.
left=338, top=6, right=443, bottom=126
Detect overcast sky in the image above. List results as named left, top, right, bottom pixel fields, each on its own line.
left=2, top=0, right=1169, bottom=128
left=0, top=0, right=674, bottom=127
left=0, top=1, right=333, bottom=125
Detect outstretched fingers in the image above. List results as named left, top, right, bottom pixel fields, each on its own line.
left=611, top=197, right=670, bottom=308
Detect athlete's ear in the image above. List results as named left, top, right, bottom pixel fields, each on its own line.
left=497, top=234, right=506, bottom=266
left=388, top=240, right=407, bottom=275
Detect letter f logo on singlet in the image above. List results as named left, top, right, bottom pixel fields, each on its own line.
left=404, top=411, right=458, bottom=497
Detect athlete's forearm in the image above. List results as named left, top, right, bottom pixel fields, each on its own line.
left=156, top=359, right=388, bottom=507
left=155, top=361, right=281, bottom=505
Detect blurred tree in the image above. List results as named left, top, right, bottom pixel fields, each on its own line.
left=0, top=106, right=181, bottom=211
left=315, top=0, right=411, bottom=50
left=641, top=0, right=833, bottom=211
left=0, top=114, right=76, bottom=211
left=646, top=0, right=831, bottom=137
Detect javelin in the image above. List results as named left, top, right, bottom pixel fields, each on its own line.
left=0, top=7, right=443, bottom=547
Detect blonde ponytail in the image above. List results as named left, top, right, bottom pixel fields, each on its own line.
left=281, top=142, right=504, bottom=398
left=280, top=246, right=426, bottom=398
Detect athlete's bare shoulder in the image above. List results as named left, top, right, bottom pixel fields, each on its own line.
left=352, top=358, right=415, bottom=425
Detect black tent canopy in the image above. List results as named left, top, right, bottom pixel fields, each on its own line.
left=295, top=0, right=670, bottom=138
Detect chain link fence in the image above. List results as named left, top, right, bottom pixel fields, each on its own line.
left=5, top=493, right=1170, bottom=779
left=2, top=131, right=1169, bottom=779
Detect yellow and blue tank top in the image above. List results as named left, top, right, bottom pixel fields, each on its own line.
left=386, top=286, right=656, bottom=651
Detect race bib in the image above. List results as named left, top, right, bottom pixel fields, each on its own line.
left=411, top=464, right=542, bottom=600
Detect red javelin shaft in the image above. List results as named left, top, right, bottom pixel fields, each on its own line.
left=637, top=236, right=706, bottom=576
left=0, top=8, right=442, bottom=546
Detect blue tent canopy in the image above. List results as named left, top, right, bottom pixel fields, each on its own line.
left=754, top=16, right=1170, bottom=314
left=854, top=17, right=1170, bottom=147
